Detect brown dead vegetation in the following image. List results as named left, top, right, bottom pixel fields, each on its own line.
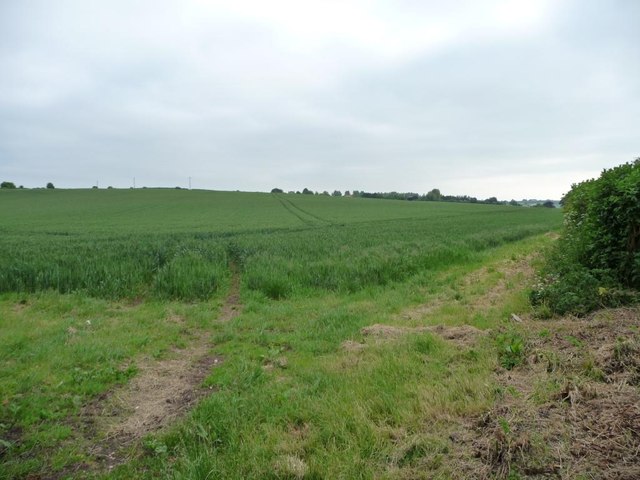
left=80, top=347, right=223, bottom=471
left=451, top=307, right=640, bottom=479
left=354, top=254, right=639, bottom=479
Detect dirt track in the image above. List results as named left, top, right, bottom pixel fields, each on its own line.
left=74, top=268, right=242, bottom=474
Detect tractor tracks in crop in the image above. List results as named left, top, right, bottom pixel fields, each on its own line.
left=64, top=265, right=243, bottom=477
left=274, top=194, right=333, bottom=227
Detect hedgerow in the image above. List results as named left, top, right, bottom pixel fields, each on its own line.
left=531, top=159, right=640, bottom=315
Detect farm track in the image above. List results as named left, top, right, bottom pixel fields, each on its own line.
left=69, top=266, right=243, bottom=476
left=345, top=254, right=535, bottom=353
left=275, top=195, right=315, bottom=226
left=283, top=199, right=333, bottom=225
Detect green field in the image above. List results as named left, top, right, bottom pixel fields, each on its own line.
left=0, top=189, right=562, bottom=478
left=0, top=189, right=559, bottom=300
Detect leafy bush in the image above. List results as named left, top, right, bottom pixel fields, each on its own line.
left=565, top=159, right=640, bottom=287
left=532, top=159, right=640, bottom=315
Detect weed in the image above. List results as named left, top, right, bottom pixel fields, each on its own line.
left=542, top=351, right=563, bottom=373
left=496, top=333, right=526, bottom=370
left=531, top=159, right=640, bottom=316
left=414, top=334, right=438, bottom=355
left=498, top=417, right=511, bottom=435
left=533, top=302, right=553, bottom=319
left=144, top=437, right=169, bottom=456
left=565, top=335, right=583, bottom=348
left=581, top=357, right=606, bottom=382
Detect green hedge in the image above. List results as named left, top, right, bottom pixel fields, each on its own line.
left=532, top=159, right=640, bottom=315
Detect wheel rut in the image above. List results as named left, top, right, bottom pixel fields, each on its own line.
left=273, top=193, right=333, bottom=226
left=67, top=266, right=242, bottom=476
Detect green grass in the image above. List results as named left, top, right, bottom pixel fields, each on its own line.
left=109, top=237, right=549, bottom=480
left=0, top=189, right=562, bottom=478
left=0, top=291, right=228, bottom=478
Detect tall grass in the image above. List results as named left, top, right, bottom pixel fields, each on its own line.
left=237, top=219, right=554, bottom=299
left=0, top=235, right=229, bottom=300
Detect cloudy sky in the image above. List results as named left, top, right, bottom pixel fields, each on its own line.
left=0, top=0, right=638, bottom=199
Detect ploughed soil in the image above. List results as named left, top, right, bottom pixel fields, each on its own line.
left=68, top=269, right=243, bottom=475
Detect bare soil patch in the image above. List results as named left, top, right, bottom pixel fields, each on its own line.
left=12, top=299, right=28, bottom=313
left=86, top=346, right=222, bottom=445
left=427, top=324, right=488, bottom=347
left=361, top=323, right=428, bottom=338
left=358, top=323, right=487, bottom=349
left=73, top=269, right=243, bottom=473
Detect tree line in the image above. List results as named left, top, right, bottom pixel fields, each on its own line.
left=271, top=187, right=556, bottom=207
left=1, top=181, right=55, bottom=189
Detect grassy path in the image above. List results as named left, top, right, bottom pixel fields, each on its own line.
left=0, top=268, right=241, bottom=479
left=80, top=266, right=242, bottom=474
left=23, top=233, right=635, bottom=480
left=103, top=235, right=553, bottom=479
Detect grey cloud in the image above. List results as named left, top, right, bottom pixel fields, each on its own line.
left=0, top=0, right=638, bottom=198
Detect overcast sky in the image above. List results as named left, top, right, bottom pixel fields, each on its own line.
left=1, top=0, right=638, bottom=199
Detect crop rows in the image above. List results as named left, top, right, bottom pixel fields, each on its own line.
left=0, top=191, right=561, bottom=300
